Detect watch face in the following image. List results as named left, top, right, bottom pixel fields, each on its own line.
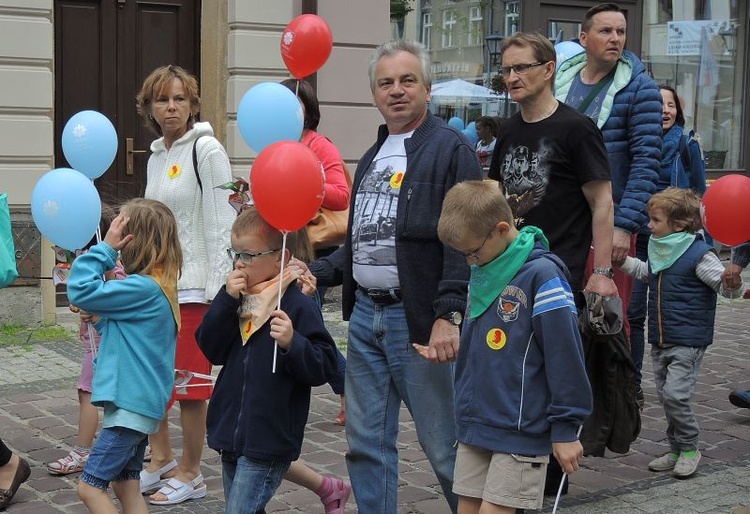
left=452, top=311, right=463, bottom=325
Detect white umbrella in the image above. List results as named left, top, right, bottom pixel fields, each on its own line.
left=430, top=79, right=501, bottom=103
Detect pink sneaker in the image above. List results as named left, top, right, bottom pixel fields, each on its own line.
left=318, top=476, right=351, bottom=514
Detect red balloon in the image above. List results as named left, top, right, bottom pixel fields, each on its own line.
left=250, top=141, right=325, bottom=232
left=701, top=174, right=750, bottom=246
left=280, top=14, right=333, bottom=79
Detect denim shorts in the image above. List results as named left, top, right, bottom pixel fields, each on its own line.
left=80, top=426, right=147, bottom=490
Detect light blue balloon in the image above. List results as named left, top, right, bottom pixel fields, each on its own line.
left=31, top=168, right=101, bottom=251
left=237, top=82, right=304, bottom=153
left=62, top=110, right=118, bottom=179
left=448, top=117, right=465, bottom=131
left=555, top=41, right=585, bottom=68
left=462, top=122, right=478, bottom=145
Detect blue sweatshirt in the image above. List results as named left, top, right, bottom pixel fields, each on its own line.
left=455, top=245, right=592, bottom=455
left=66, top=243, right=178, bottom=422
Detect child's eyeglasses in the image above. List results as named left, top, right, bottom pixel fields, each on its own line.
left=174, top=369, right=216, bottom=395
left=226, top=248, right=279, bottom=264
left=463, top=231, right=493, bottom=261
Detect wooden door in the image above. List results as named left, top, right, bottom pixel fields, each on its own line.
left=54, top=0, right=200, bottom=205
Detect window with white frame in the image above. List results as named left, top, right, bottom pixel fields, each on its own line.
left=504, top=1, right=520, bottom=36
left=468, top=6, right=483, bottom=46
left=422, top=12, right=432, bottom=50
left=442, top=9, right=456, bottom=48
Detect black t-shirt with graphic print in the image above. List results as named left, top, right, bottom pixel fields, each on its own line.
left=488, top=102, right=610, bottom=291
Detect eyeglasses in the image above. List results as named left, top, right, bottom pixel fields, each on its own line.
left=500, top=62, right=546, bottom=76
left=226, top=248, right=279, bottom=264
left=463, top=231, right=493, bottom=261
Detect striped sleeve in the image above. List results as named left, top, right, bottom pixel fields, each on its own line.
left=532, top=277, right=577, bottom=317
left=696, top=251, right=743, bottom=299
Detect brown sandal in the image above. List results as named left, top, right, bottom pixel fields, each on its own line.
left=0, top=456, right=31, bottom=510
left=333, top=410, right=346, bottom=426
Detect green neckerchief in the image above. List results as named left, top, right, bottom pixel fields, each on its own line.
left=469, top=226, right=548, bottom=319
left=648, top=232, right=696, bottom=273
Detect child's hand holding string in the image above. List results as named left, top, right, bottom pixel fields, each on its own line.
left=104, top=214, right=133, bottom=252
left=270, top=310, right=293, bottom=349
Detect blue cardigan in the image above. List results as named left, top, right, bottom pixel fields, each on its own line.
left=67, top=243, right=178, bottom=422
left=556, top=50, right=662, bottom=235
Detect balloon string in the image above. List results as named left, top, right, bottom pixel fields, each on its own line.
left=86, top=322, right=97, bottom=360
left=272, top=231, right=289, bottom=374
left=730, top=246, right=735, bottom=313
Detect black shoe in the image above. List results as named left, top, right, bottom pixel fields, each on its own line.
left=729, top=390, right=750, bottom=409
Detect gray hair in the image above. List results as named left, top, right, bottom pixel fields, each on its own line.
left=368, top=40, right=432, bottom=91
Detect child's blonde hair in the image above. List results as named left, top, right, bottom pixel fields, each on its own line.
left=438, top=180, right=515, bottom=247
left=118, top=198, right=182, bottom=284
left=231, top=207, right=301, bottom=260
left=647, top=187, right=703, bottom=233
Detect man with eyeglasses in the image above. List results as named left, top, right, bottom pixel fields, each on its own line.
left=306, top=40, right=482, bottom=513
left=488, top=30, right=620, bottom=499
left=488, top=32, right=617, bottom=303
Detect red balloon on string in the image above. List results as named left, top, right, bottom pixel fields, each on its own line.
left=280, top=14, right=333, bottom=79
left=250, top=141, right=325, bottom=232
left=701, top=174, right=750, bottom=246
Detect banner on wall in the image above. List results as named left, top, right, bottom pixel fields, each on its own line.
left=667, top=20, right=733, bottom=56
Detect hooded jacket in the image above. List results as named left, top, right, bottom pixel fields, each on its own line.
left=454, top=244, right=592, bottom=455
left=555, top=50, right=661, bottom=235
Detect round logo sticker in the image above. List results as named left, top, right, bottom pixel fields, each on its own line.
left=486, top=328, right=507, bottom=350
left=390, top=171, right=404, bottom=189
left=168, top=164, right=181, bottom=179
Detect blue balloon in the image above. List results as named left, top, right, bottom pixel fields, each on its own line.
left=31, top=168, right=101, bottom=251
left=555, top=41, right=585, bottom=69
left=62, top=110, right=118, bottom=179
left=448, top=117, right=465, bottom=131
left=462, top=122, right=478, bottom=145
left=237, top=82, right=304, bottom=153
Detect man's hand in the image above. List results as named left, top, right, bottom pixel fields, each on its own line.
left=103, top=214, right=133, bottom=252
left=584, top=273, right=618, bottom=297
left=552, top=440, right=584, bottom=475
left=412, top=318, right=459, bottom=363
left=723, top=263, right=743, bottom=291
left=226, top=269, right=248, bottom=299
left=611, top=230, right=632, bottom=264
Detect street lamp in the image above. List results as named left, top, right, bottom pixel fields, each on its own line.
left=485, top=33, right=504, bottom=70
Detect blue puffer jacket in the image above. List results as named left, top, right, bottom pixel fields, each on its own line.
left=556, top=50, right=662, bottom=234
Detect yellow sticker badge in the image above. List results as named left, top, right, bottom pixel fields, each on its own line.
left=240, top=319, right=253, bottom=346
left=390, top=171, right=404, bottom=189
left=168, top=164, right=181, bottom=179
left=486, top=328, right=507, bottom=350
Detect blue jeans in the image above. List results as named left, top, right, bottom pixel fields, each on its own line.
left=221, top=452, right=290, bottom=514
left=651, top=345, right=706, bottom=452
left=80, top=426, right=147, bottom=490
left=345, top=291, right=458, bottom=513
left=627, top=232, right=649, bottom=388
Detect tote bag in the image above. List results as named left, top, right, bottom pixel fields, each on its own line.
left=0, top=193, right=18, bottom=288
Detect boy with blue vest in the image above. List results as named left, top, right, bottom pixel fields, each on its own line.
left=618, top=187, right=743, bottom=478
left=417, top=181, right=591, bottom=513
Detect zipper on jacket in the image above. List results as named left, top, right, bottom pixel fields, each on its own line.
left=231, top=348, right=250, bottom=449
left=403, top=187, right=413, bottom=228
left=657, top=273, right=664, bottom=346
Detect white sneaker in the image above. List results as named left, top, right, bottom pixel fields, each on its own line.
left=673, top=451, right=701, bottom=478
left=648, top=452, right=678, bottom=472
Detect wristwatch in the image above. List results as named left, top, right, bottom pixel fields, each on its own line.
left=440, top=311, right=463, bottom=326
left=592, top=267, right=615, bottom=279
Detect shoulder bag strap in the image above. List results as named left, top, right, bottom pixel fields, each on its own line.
left=192, top=136, right=203, bottom=193
left=576, top=66, right=617, bottom=114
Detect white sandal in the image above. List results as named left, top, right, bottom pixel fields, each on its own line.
left=149, top=474, right=207, bottom=505
left=47, top=449, right=88, bottom=475
left=139, top=459, right=178, bottom=494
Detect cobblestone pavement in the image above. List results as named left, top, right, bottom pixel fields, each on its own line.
left=1, top=282, right=750, bottom=513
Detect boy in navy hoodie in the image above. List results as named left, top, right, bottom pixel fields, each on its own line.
left=417, top=180, right=592, bottom=513
left=196, top=208, right=338, bottom=514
